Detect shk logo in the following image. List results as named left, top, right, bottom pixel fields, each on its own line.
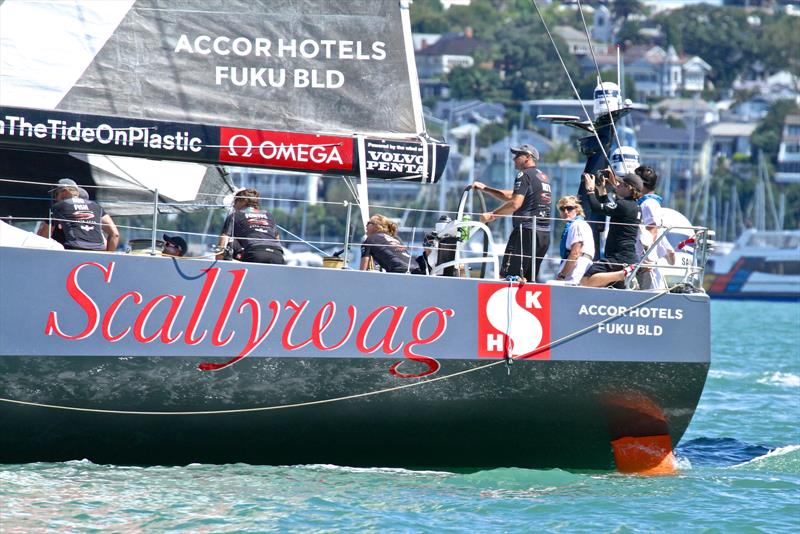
left=477, top=284, right=550, bottom=359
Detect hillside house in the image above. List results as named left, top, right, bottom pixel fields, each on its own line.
left=776, top=114, right=800, bottom=183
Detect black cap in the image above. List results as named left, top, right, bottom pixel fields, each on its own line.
left=48, top=178, right=78, bottom=193
left=162, top=234, right=187, bottom=256
left=510, top=144, right=539, bottom=160
left=622, top=173, right=643, bottom=192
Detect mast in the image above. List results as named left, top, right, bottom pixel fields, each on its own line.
left=400, top=0, right=426, bottom=136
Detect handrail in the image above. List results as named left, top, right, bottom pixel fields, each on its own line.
left=430, top=220, right=500, bottom=278
left=624, top=226, right=710, bottom=290
left=2, top=175, right=712, bottom=288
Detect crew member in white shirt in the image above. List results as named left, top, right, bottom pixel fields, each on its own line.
left=634, top=166, right=675, bottom=289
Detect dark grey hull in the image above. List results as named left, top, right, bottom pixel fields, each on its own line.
left=0, top=356, right=708, bottom=469
left=0, top=247, right=711, bottom=469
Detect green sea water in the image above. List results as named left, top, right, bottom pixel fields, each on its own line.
left=1, top=300, right=798, bottom=532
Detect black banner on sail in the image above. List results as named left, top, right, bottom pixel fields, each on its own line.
left=0, top=107, right=220, bottom=164
left=359, top=138, right=449, bottom=182
left=0, top=106, right=447, bottom=182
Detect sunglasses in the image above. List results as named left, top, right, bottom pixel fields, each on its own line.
left=366, top=221, right=377, bottom=226
left=559, top=205, right=577, bottom=212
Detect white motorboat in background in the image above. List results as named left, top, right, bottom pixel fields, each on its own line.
left=704, top=229, right=800, bottom=301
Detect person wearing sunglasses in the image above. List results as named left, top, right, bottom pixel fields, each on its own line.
left=472, top=143, right=551, bottom=282
left=359, top=214, right=421, bottom=274
left=554, top=196, right=594, bottom=283
left=162, top=234, right=187, bottom=257
left=580, top=171, right=643, bottom=288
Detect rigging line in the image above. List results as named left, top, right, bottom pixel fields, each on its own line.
left=341, top=175, right=359, bottom=202
left=205, top=142, right=344, bottom=150
left=0, top=177, right=150, bottom=192
left=527, top=0, right=611, bottom=165
left=0, top=287, right=678, bottom=416
left=275, top=224, right=328, bottom=255
left=92, top=154, right=150, bottom=192
left=576, top=0, right=624, bottom=153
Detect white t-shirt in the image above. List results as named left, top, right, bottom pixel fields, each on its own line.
left=637, top=196, right=675, bottom=289
left=636, top=197, right=675, bottom=259
left=559, top=218, right=595, bottom=283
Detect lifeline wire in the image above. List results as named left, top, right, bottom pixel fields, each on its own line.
left=0, top=286, right=678, bottom=416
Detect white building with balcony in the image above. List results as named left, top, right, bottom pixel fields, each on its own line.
left=776, top=114, right=800, bottom=183
left=624, top=46, right=711, bottom=100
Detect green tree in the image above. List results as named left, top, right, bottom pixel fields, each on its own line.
left=611, top=0, right=645, bottom=23
left=751, top=99, right=800, bottom=165
left=616, top=19, right=649, bottom=46
left=477, top=122, right=509, bottom=147
left=444, top=0, right=505, bottom=37
left=759, top=14, right=800, bottom=78
left=448, top=66, right=502, bottom=100
left=491, top=15, right=578, bottom=101
left=410, top=0, right=447, bottom=33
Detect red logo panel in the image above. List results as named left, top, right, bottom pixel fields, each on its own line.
left=477, top=283, right=550, bottom=359
left=219, top=127, right=353, bottom=172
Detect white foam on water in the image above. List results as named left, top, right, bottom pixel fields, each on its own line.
left=298, top=463, right=452, bottom=477
left=708, top=369, right=747, bottom=379
left=64, top=458, right=95, bottom=465
left=732, top=444, right=800, bottom=467
left=673, top=455, right=693, bottom=471
left=756, top=372, right=800, bottom=387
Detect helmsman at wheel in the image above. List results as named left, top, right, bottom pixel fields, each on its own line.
left=472, top=144, right=552, bottom=282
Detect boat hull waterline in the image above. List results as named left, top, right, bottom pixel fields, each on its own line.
left=0, top=248, right=710, bottom=470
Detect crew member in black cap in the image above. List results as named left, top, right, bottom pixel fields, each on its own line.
left=38, top=178, right=120, bottom=251
left=162, top=234, right=187, bottom=257
left=580, top=172, right=643, bottom=288
left=472, top=144, right=552, bottom=281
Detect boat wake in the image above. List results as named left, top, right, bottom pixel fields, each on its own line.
left=731, top=445, right=800, bottom=473
left=675, top=437, right=800, bottom=473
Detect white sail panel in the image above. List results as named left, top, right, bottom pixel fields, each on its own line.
left=0, top=0, right=135, bottom=110
left=0, top=0, right=421, bottom=137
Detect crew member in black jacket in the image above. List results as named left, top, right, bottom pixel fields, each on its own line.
left=38, top=178, right=120, bottom=251
left=580, top=171, right=642, bottom=288
left=217, top=188, right=285, bottom=264
left=472, top=144, right=551, bottom=282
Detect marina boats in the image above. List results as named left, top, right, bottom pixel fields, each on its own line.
left=705, top=229, right=800, bottom=301
left=0, top=0, right=711, bottom=472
